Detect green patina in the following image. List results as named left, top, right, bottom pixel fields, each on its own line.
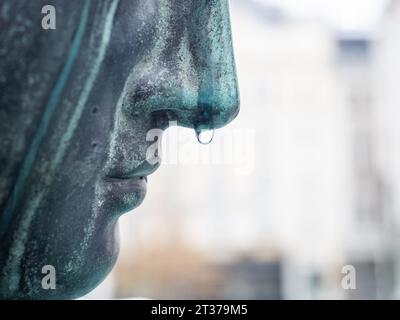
left=0, top=0, right=239, bottom=299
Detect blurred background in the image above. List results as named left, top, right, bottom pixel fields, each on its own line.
left=85, top=0, right=400, bottom=299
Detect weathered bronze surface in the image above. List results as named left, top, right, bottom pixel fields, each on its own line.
left=0, top=0, right=239, bottom=299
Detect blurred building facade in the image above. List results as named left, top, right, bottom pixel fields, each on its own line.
left=372, top=0, right=400, bottom=299
left=337, top=34, right=386, bottom=299
left=229, top=0, right=353, bottom=299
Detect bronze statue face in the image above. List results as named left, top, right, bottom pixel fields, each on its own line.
left=0, top=0, right=239, bottom=299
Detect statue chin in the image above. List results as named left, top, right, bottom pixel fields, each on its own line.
left=54, top=235, right=120, bottom=301
left=0, top=218, right=120, bottom=300
left=55, top=224, right=121, bottom=300
left=42, top=248, right=119, bottom=301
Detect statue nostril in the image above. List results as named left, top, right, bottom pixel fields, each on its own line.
left=151, top=109, right=178, bottom=129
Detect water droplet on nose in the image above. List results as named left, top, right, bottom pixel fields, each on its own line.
left=195, top=128, right=215, bottom=145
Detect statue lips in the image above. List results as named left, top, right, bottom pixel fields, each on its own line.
left=103, top=176, right=147, bottom=214
left=104, top=162, right=160, bottom=214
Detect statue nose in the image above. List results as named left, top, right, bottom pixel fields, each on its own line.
left=164, top=0, right=240, bottom=132
left=127, top=0, right=239, bottom=132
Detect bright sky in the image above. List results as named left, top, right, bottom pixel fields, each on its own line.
left=255, top=0, right=390, bottom=33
